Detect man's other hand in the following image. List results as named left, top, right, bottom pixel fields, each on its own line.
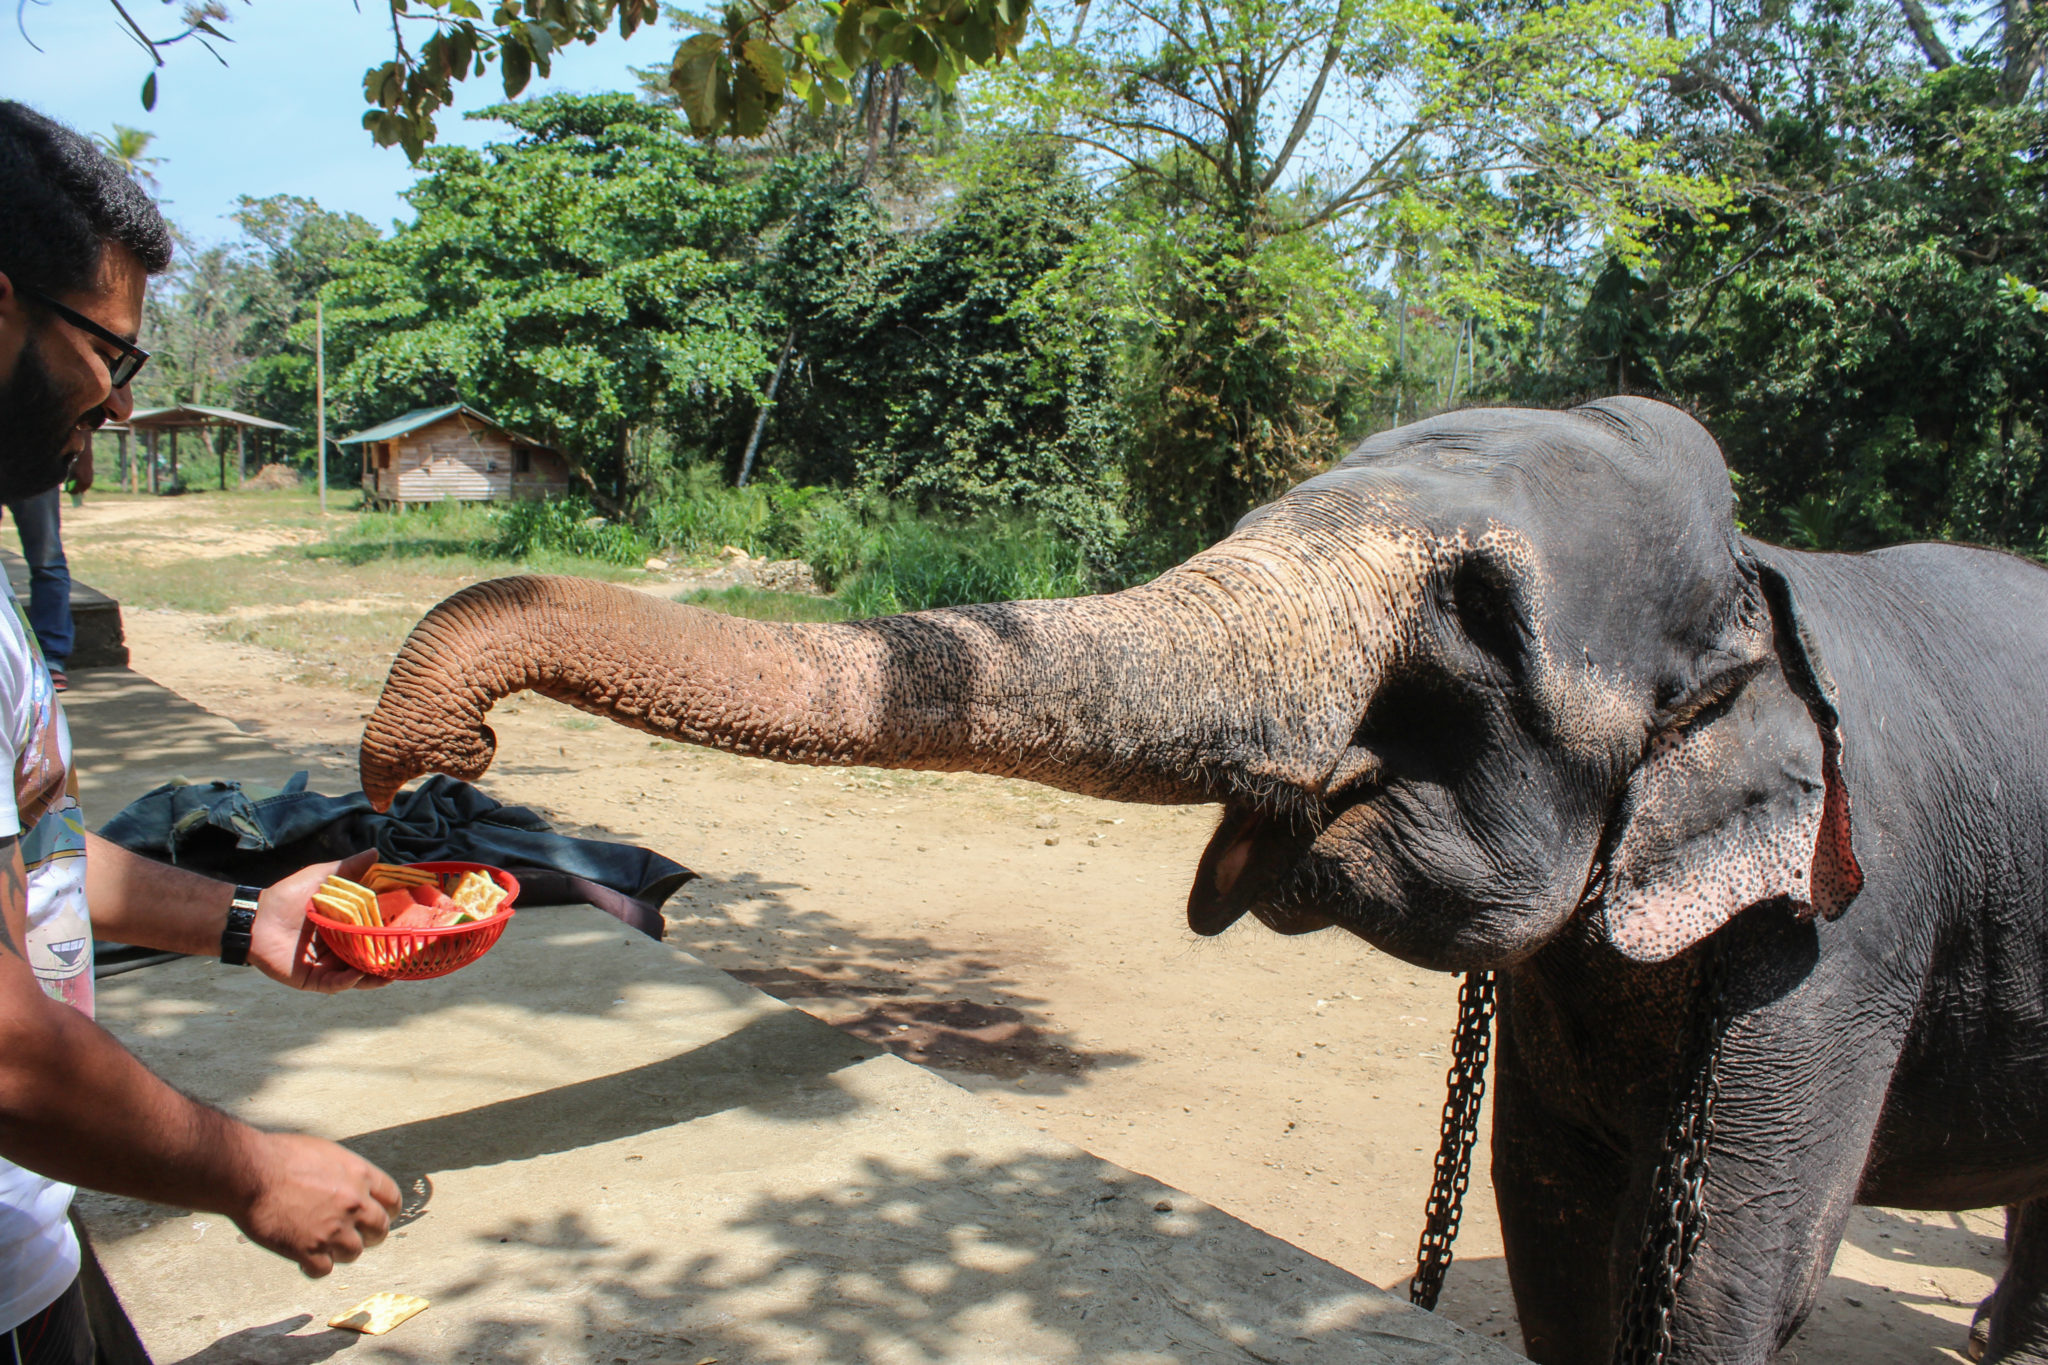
left=232, top=1131, right=401, bottom=1278
left=254, top=850, right=389, bottom=992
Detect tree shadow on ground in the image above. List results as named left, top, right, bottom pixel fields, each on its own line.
left=174, top=1150, right=1492, bottom=1365
left=642, top=864, right=1137, bottom=1089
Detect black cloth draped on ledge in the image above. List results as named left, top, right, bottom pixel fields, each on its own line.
left=95, top=773, right=691, bottom=974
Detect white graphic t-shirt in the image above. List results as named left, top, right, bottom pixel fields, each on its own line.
left=0, top=578, right=90, bottom=1330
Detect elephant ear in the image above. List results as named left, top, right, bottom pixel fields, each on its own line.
left=1599, top=560, right=1862, bottom=962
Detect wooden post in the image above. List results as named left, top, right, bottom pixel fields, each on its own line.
left=316, top=297, right=328, bottom=514
left=218, top=428, right=227, bottom=490
left=117, top=431, right=129, bottom=491
left=236, top=425, right=246, bottom=486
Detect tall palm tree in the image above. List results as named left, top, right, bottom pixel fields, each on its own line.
left=95, top=125, right=163, bottom=193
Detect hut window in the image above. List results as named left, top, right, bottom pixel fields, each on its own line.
left=512, top=446, right=533, bottom=474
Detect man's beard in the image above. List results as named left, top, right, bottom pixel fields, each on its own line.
left=0, top=337, right=89, bottom=501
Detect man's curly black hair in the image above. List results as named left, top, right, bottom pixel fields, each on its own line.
left=0, top=101, right=173, bottom=297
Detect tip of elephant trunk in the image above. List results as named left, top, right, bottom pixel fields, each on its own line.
left=358, top=700, right=499, bottom=813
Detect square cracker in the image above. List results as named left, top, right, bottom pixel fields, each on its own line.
left=328, top=1291, right=429, bottom=1335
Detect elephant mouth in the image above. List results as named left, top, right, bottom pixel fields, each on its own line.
left=1187, top=803, right=1346, bottom=938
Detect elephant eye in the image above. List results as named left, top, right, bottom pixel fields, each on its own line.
left=1448, top=555, right=1530, bottom=679
left=1349, top=669, right=1489, bottom=788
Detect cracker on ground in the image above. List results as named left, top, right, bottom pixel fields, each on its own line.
left=328, top=1291, right=429, bottom=1335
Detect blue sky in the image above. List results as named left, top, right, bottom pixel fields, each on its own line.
left=3, top=2, right=661, bottom=244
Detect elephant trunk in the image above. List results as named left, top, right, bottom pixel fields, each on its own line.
left=361, top=539, right=1403, bottom=811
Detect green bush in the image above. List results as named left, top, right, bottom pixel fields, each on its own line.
left=837, top=516, right=1090, bottom=616
left=639, top=467, right=777, bottom=558
left=492, top=495, right=650, bottom=566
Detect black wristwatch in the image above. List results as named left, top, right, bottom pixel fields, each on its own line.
left=221, top=886, right=262, bottom=966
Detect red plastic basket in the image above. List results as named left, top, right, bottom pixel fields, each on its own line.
left=306, top=862, right=520, bottom=981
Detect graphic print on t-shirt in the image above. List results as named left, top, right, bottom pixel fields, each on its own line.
left=22, top=795, right=89, bottom=1014
left=6, top=595, right=90, bottom=1015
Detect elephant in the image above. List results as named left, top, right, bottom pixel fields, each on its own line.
left=357, top=397, right=2048, bottom=1364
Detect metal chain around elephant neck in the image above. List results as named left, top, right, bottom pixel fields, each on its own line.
left=1409, top=968, right=1497, bottom=1312
left=1407, top=949, right=1729, bottom=1365
left=1610, top=944, right=1730, bottom=1365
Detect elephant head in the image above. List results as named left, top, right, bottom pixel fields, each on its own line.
left=360, top=397, right=1859, bottom=971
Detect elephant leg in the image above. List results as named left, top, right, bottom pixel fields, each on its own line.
left=1499, top=919, right=1911, bottom=1365
left=1491, top=1016, right=1631, bottom=1363
left=1976, top=1200, right=2048, bottom=1362
left=1653, top=967, right=1909, bottom=1361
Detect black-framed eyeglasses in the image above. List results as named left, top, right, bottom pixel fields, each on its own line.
left=21, top=287, right=149, bottom=388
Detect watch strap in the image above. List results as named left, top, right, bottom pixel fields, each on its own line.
left=221, top=886, right=261, bottom=966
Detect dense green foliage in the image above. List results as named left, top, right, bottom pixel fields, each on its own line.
left=1500, top=0, right=2048, bottom=552
left=764, top=145, right=1128, bottom=559
left=117, top=0, right=2048, bottom=592
left=1632, top=73, right=2044, bottom=549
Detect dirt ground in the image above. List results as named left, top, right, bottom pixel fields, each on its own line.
left=66, top=492, right=1999, bottom=1362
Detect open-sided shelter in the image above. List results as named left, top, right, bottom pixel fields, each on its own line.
left=340, top=403, right=574, bottom=507
left=121, top=404, right=297, bottom=492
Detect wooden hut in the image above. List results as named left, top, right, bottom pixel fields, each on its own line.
left=339, top=403, right=573, bottom=507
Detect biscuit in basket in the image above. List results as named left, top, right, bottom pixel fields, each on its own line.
left=312, top=876, right=380, bottom=927
left=448, top=870, right=507, bottom=920
left=363, top=863, right=438, bottom=893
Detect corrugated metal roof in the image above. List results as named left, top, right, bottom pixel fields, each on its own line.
left=337, top=402, right=556, bottom=450
left=125, top=404, right=296, bottom=432
left=334, top=402, right=474, bottom=445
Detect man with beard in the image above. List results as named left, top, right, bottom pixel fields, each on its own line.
left=0, top=102, right=402, bottom=1361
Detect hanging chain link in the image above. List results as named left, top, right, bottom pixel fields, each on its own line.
left=1406, top=947, right=1730, bottom=1365
left=1609, top=945, right=1729, bottom=1365
left=1410, top=968, right=1497, bottom=1312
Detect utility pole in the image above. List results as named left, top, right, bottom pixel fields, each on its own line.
left=315, top=295, right=328, bottom=514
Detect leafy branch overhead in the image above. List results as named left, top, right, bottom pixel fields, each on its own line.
left=101, top=0, right=1031, bottom=151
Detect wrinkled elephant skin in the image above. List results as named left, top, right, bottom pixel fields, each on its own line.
left=360, top=398, right=2048, bottom=1364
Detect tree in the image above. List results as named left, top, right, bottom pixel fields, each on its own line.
left=92, top=125, right=163, bottom=192
left=1520, top=0, right=2048, bottom=552
left=231, top=196, right=382, bottom=439
left=764, top=142, right=1131, bottom=559
left=136, top=243, right=246, bottom=411
left=322, top=94, right=792, bottom=500
left=971, top=0, right=1705, bottom=550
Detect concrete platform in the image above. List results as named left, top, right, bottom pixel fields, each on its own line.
left=64, top=669, right=1524, bottom=1364
left=0, top=547, right=128, bottom=668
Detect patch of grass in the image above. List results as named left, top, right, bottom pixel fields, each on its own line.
left=310, top=501, right=502, bottom=565
left=216, top=607, right=430, bottom=693
left=837, top=515, right=1089, bottom=615
left=676, top=584, right=856, bottom=623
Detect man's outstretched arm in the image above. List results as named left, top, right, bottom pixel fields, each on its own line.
left=84, top=832, right=385, bottom=991
left=0, top=837, right=398, bottom=1274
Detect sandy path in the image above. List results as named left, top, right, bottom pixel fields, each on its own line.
left=111, top=601, right=1995, bottom=1363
